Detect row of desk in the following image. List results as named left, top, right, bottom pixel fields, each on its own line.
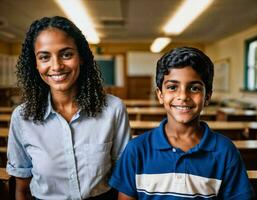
left=127, top=107, right=257, bottom=122
left=130, top=120, right=257, bottom=139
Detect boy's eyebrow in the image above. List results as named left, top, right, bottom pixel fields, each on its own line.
left=164, top=80, right=204, bottom=85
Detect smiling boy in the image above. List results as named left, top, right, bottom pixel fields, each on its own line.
left=109, top=47, right=255, bottom=200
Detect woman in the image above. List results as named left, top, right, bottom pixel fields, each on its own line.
left=6, top=16, right=130, bottom=200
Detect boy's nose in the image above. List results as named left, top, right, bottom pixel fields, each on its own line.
left=177, top=89, right=190, bottom=101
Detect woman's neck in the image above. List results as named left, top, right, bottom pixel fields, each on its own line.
left=50, top=90, right=79, bottom=122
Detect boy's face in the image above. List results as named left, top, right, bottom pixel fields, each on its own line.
left=156, top=66, right=212, bottom=124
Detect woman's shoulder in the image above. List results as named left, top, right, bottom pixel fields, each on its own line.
left=105, top=94, right=125, bottom=108
left=11, top=104, right=24, bottom=117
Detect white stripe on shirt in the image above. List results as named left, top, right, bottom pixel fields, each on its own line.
left=136, top=173, right=222, bottom=198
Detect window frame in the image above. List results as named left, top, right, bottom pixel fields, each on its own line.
left=244, top=36, right=257, bottom=91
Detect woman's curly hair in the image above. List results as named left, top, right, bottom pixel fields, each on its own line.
left=17, top=16, right=106, bottom=122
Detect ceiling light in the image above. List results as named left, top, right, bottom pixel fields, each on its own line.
left=163, top=0, right=214, bottom=35
left=0, top=30, right=15, bottom=39
left=54, top=0, right=100, bottom=44
left=150, top=37, right=171, bottom=53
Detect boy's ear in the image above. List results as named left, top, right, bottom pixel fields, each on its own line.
left=156, top=88, right=164, bottom=104
left=204, top=91, right=212, bottom=106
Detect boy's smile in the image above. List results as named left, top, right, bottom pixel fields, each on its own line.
left=157, top=66, right=211, bottom=125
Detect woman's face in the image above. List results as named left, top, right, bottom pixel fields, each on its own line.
left=34, top=28, right=82, bottom=95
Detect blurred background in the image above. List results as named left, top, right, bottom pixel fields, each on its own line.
left=0, top=0, right=256, bottom=108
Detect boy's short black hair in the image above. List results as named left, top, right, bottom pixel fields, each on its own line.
left=156, top=47, right=214, bottom=94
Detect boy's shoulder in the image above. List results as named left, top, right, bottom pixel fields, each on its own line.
left=127, top=120, right=167, bottom=151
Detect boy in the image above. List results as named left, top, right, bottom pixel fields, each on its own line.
left=109, top=47, right=255, bottom=199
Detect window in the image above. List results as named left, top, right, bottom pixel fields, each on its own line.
left=244, top=36, right=257, bottom=91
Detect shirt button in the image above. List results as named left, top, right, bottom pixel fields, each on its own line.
left=70, top=174, right=74, bottom=179
left=176, top=175, right=182, bottom=179
left=172, top=148, right=176, bottom=152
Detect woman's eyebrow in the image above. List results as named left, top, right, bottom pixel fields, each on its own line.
left=35, top=47, right=76, bottom=56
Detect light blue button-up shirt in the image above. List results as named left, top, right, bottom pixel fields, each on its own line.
left=7, top=94, right=130, bottom=200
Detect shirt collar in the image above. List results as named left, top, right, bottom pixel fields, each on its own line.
left=151, top=118, right=216, bottom=152
left=151, top=118, right=173, bottom=150
left=43, top=93, right=55, bottom=120
left=197, top=121, right=216, bottom=152
left=43, top=93, right=82, bottom=121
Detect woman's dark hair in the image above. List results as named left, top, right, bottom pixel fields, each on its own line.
left=156, top=47, right=214, bottom=94
left=17, top=16, right=106, bottom=122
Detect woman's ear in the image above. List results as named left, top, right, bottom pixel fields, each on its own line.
left=156, top=88, right=164, bottom=105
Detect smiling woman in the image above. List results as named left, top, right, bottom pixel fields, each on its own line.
left=34, top=28, right=81, bottom=97
left=6, top=16, right=130, bottom=200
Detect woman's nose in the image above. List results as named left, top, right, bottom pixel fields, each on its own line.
left=51, top=57, right=64, bottom=71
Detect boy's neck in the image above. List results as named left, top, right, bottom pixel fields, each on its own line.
left=164, top=119, right=204, bottom=152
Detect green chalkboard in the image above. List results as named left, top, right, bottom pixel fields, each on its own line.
left=96, top=59, right=115, bottom=86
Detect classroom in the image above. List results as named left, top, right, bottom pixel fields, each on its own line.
left=0, top=0, right=257, bottom=199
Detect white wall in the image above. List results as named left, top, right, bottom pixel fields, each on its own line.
left=127, top=51, right=161, bottom=97
left=205, top=24, right=257, bottom=106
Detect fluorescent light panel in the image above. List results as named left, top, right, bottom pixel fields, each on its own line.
left=163, top=0, right=214, bottom=35
left=150, top=37, right=171, bottom=53
left=54, top=0, right=100, bottom=44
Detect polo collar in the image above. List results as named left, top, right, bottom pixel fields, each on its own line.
left=198, top=121, right=216, bottom=152
left=151, top=118, right=173, bottom=150
left=151, top=118, right=216, bottom=152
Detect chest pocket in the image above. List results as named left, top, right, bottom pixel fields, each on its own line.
left=85, top=142, right=113, bottom=176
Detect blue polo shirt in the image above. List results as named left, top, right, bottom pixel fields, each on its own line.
left=109, top=119, right=255, bottom=200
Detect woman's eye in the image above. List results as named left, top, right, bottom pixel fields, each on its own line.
left=62, top=52, right=73, bottom=59
left=38, top=55, right=50, bottom=62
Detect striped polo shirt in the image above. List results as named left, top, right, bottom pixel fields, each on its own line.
left=109, top=119, right=254, bottom=199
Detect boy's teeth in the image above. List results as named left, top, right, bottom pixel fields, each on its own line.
left=176, top=106, right=190, bottom=110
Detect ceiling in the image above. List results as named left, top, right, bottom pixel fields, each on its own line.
left=0, top=0, right=256, bottom=44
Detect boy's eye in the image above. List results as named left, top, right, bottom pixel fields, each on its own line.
left=167, top=85, right=177, bottom=91
left=190, top=85, right=203, bottom=92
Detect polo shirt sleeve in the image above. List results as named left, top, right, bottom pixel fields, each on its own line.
left=6, top=108, right=32, bottom=178
left=109, top=142, right=137, bottom=198
left=111, top=100, right=131, bottom=161
left=218, top=152, right=255, bottom=199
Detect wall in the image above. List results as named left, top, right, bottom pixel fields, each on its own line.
left=205, top=24, right=257, bottom=106
left=127, top=51, right=161, bottom=98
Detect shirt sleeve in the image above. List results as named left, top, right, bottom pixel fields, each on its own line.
left=109, top=142, right=137, bottom=198
left=218, top=151, right=255, bottom=200
left=6, top=108, right=32, bottom=178
left=111, top=100, right=131, bottom=162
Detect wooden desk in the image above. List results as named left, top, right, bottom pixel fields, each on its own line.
left=130, top=120, right=253, bottom=139
left=123, top=99, right=161, bottom=107
left=248, top=170, right=257, bottom=196
left=0, top=114, right=11, bottom=127
left=248, top=122, right=257, bottom=139
left=233, top=140, right=257, bottom=170
left=208, top=121, right=248, bottom=140
left=0, top=128, right=8, bottom=138
left=127, top=107, right=166, bottom=121
left=127, top=107, right=217, bottom=121
left=217, top=108, right=257, bottom=121
left=0, top=107, right=13, bottom=114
